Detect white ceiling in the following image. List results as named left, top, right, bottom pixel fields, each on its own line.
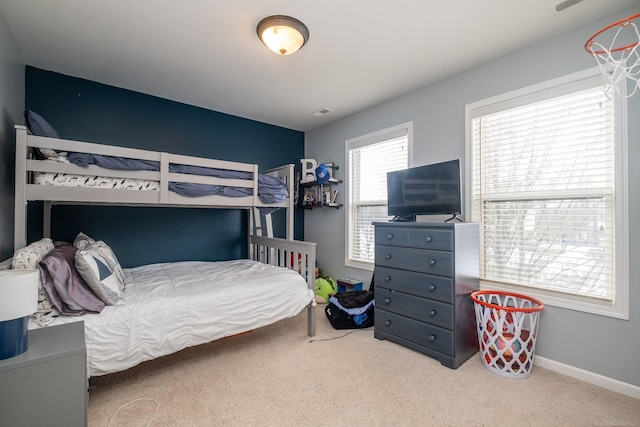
left=1, top=1, right=638, bottom=132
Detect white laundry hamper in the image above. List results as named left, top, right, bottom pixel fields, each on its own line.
left=471, top=290, right=544, bottom=379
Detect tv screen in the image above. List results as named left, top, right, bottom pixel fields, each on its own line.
left=387, top=159, right=461, bottom=221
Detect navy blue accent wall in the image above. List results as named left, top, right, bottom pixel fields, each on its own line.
left=25, top=67, right=304, bottom=267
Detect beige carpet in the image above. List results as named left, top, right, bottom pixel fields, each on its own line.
left=88, top=305, right=639, bottom=427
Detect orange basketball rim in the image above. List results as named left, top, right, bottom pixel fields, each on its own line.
left=585, top=13, right=640, bottom=56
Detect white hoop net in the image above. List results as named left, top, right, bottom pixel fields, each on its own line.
left=587, top=15, right=640, bottom=98
left=472, top=292, right=543, bottom=379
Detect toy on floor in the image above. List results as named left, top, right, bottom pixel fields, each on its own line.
left=314, top=267, right=337, bottom=303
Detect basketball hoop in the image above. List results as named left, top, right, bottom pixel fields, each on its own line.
left=585, top=13, right=640, bottom=98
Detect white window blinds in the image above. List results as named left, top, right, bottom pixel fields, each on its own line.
left=470, top=81, right=617, bottom=302
left=347, top=127, right=409, bottom=267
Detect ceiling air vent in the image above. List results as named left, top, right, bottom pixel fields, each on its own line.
left=311, top=108, right=332, bottom=117
left=554, top=0, right=591, bottom=14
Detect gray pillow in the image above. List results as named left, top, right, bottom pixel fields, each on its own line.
left=24, top=109, right=60, bottom=138
left=75, top=241, right=126, bottom=306
left=73, top=231, right=96, bottom=250
left=38, top=244, right=105, bottom=315
left=24, top=110, right=61, bottom=159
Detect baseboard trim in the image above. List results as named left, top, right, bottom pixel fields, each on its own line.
left=535, top=356, right=640, bottom=399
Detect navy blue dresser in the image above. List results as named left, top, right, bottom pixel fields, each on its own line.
left=373, top=222, right=479, bottom=369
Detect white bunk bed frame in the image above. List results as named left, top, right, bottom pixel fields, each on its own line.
left=13, top=124, right=316, bottom=336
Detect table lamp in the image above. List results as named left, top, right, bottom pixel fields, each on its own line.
left=0, top=269, right=39, bottom=360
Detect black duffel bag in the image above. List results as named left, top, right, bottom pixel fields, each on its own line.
left=324, top=290, right=375, bottom=330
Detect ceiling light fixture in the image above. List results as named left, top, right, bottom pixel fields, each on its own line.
left=257, top=15, right=309, bottom=56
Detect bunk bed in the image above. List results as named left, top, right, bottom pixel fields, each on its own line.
left=11, top=124, right=317, bottom=377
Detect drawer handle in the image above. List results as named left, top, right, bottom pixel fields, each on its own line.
left=385, top=320, right=392, bottom=326
left=386, top=234, right=394, bottom=240
left=385, top=254, right=392, bottom=260
left=384, top=276, right=391, bottom=282
left=429, top=309, right=437, bottom=317
left=429, top=259, right=436, bottom=266
left=384, top=298, right=391, bottom=304
left=425, top=236, right=433, bottom=243
left=428, top=284, right=436, bottom=292
left=429, top=334, right=437, bottom=342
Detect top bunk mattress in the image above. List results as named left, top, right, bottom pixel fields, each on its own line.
left=35, top=170, right=160, bottom=192
left=43, top=259, right=314, bottom=377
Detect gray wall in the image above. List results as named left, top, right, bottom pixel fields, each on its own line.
left=305, top=7, right=640, bottom=387
left=0, top=7, right=24, bottom=261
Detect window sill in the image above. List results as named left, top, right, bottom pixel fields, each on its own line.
left=479, top=280, right=629, bottom=320
left=345, top=260, right=374, bottom=272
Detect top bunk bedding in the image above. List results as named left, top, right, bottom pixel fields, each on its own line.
left=43, top=151, right=290, bottom=203
left=16, top=124, right=292, bottom=209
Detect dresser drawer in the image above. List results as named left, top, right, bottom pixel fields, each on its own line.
left=375, top=227, right=453, bottom=251
left=374, top=266, right=453, bottom=303
left=375, top=245, right=453, bottom=277
left=375, top=288, right=453, bottom=329
left=375, top=309, right=453, bottom=356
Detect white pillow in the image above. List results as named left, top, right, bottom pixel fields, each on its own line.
left=75, top=240, right=126, bottom=305
left=11, top=238, right=54, bottom=269
left=11, top=237, right=61, bottom=326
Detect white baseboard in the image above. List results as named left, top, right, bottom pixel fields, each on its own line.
left=535, top=356, right=640, bottom=400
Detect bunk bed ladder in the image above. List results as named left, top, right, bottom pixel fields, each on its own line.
left=251, top=207, right=274, bottom=238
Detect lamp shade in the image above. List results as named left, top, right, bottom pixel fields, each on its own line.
left=0, top=269, right=39, bottom=322
left=257, top=15, right=309, bottom=55
left=0, top=269, right=39, bottom=360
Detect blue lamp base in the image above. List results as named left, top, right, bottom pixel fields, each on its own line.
left=0, top=316, right=29, bottom=360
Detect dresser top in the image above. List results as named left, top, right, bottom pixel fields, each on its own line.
left=372, top=221, right=478, bottom=229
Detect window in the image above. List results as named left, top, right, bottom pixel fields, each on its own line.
left=346, top=123, right=411, bottom=269
left=466, top=67, right=628, bottom=318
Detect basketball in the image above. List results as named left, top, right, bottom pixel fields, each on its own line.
left=495, top=333, right=522, bottom=359
left=315, top=164, right=330, bottom=184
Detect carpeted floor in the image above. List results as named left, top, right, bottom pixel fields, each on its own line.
left=88, top=305, right=640, bottom=427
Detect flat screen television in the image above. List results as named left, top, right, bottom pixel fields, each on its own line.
left=387, top=159, right=462, bottom=222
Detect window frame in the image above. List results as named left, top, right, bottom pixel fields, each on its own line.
left=344, top=122, right=412, bottom=270
left=464, top=66, right=629, bottom=319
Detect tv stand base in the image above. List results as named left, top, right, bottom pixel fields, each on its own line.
left=444, top=214, right=462, bottom=223
left=390, top=215, right=416, bottom=222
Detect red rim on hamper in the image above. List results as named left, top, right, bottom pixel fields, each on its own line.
left=470, top=290, right=544, bottom=378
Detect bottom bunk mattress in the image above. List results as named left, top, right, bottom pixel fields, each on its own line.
left=47, top=259, right=314, bottom=377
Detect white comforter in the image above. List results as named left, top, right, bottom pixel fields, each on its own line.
left=50, top=259, right=314, bottom=377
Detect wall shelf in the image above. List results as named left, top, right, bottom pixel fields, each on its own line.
left=297, top=174, right=342, bottom=210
